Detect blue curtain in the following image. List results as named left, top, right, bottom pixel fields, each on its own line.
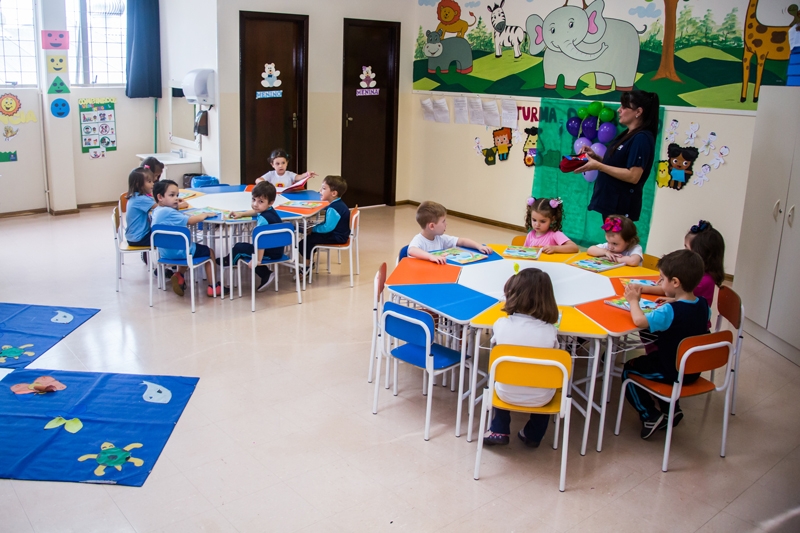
left=126, top=0, right=162, bottom=98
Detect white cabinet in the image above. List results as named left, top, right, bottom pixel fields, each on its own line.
left=734, top=87, right=800, bottom=360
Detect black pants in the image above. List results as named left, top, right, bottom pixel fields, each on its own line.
left=489, top=409, right=549, bottom=443
left=231, top=242, right=282, bottom=280
left=622, top=353, right=699, bottom=421
left=128, top=232, right=151, bottom=248
left=298, top=232, right=345, bottom=259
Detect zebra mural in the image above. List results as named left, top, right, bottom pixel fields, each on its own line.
left=487, top=0, right=526, bottom=59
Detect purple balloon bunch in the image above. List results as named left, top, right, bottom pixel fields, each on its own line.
left=566, top=102, right=619, bottom=182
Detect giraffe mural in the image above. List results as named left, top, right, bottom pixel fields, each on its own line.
left=741, top=0, right=796, bottom=103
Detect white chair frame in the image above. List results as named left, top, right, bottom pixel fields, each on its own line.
left=236, top=226, right=302, bottom=311
left=309, top=209, right=360, bottom=287
left=112, top=207, right=150, bottom=292
left=150, top=228, right=216, bottom=313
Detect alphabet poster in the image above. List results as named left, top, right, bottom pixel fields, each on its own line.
left=78, top=97, right=117, bottom=156
left=413, top=0, right=798, bottom=110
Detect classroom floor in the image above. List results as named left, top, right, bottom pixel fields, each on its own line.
left=1, top=205, right=799, bottom=533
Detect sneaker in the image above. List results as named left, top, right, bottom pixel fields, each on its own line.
left=483, top=432, right=510, bottom=446
left=140, top=252, right=148, bottom=265
left=164, top=268, right=174, bottom=280
left=640, top=414, right=668, bottom=440
left=670, top=409, right=684, bottom=428
left=171, top=273, right=186, bottom=297
left=518, top=429, right=541, bottom=448
left=207, top=282, right=221, bottom=297
left=257, top=271, right=276, bottom=292
left=215, top=256, right=232, bottom=267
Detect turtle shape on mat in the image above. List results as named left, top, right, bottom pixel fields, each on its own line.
left=78, top=442, right=144, bottom=476
left=0, top=344, right=35, bottom=364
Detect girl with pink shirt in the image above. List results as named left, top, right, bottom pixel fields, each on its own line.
left=523, top=197, right=579, bottom=254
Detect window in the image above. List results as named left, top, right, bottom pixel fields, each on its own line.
left=0, top=0, right=37, bottom=86
left=66, top=0, right=127, bottom=85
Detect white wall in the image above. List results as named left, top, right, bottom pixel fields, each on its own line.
left=0, top=89, right=47, bottom=214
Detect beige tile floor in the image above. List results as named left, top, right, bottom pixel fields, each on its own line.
left=0, top=205, right=799, bottom=533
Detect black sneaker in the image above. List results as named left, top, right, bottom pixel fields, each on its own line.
left=670, top=409, right=684, bottom=428
left=215, top=256, right=232, bottom=267
left=141, top=252, right=148, bottom=265
left=518, top=429, right=540, bottom=448
left=483, top=432, right=510, bottom=446
left=640, top=414, right=668, bottom=439
left=257, top=271, right=275, bottom=292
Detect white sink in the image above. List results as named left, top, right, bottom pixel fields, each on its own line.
left=136, top=152, right=202, bottom=165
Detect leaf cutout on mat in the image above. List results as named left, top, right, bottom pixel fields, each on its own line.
left=44, top=417, right=67, bottom=429
left=64, top=418, right=83, bottom=433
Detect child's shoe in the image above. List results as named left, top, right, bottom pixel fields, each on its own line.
left=483, top=432, right=510, bottom=446
left=171, top=272, right=186, bottom=297
left=640, top=413, right=668, bottom=439
left=517, top=429, right=540, bottom=448
left=207, top=282, right=222, bottom=297
left=257, top=270, right=276, bottom=292
left=670, top=408, right=684, bottom=428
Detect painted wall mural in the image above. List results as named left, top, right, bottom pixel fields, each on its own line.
left=413, top=0, right=799, bottom=110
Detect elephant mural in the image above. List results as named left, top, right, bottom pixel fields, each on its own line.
left=525, top=0, right=643, bottom=92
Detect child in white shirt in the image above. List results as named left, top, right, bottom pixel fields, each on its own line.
left=587, top=214, right=643, bottom=266
left=408, top=201, right=491, bottom=263
left=484, top=268, right=560, bottom=448
left=255, top=149, right=316, bottom=188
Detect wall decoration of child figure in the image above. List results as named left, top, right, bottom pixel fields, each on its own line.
left=522, top=126, right=538, bottom=167
left=666, top=143, right=699, bottom=191
left=493, top=127, right=512, bottom=161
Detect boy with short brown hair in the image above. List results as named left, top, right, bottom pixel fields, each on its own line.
left=408, top=201, right=492, bottom=264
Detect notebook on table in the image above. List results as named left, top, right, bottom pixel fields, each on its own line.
left=573, top=258, right=624, bottom=272
left=503, top=246, right=542, bottom=260
left=430, top=247, right=488, bottom=265
left=604, top=297, right=659, bottom=314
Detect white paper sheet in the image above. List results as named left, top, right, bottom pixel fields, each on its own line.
left=481, top=99, right=501, bottom=127
left=420, top=98, right=435, bottom=122
left=453, top=96, right=468, bottom=124
left=468, top=97, right=484, bottom=125
left=432, top=98, right=450, bottom=123
left=501, top=99, right=518, bottom=129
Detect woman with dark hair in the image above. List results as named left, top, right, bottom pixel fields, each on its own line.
left=576, top=90, right=660, bottom=221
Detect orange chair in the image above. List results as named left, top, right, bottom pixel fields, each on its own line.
left=368, top=263, right=387, bottom=383
left=511, top=235, right=525, bottom=246
left=474, top=345, right=573, bottom=491
left=614, top=330, right=734, bottom=472
left=310, top=207, right=360, bottom=287
left=642, top=253, right=659, bottom=271
left=715, top=286, right=744, bottom=414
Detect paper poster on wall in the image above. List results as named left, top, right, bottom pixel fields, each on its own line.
left=41, top=30, right=69, bottom=50
left=501, top=100, right=518, bottom=130
left=50, top=98, right=70, bottom=118
left=432, top=98, right=450, bottom=123
left=46, top=53, right=67, bottom=74
left=0, top=94, right=21, bottom=117
left=481, top=99, right=500, bottom=127
left=47, top=76, right=70, bottom=94
left=78, top=98, right=116, bottom=154
left=3, top=126, right=19, bottom=141
left=468, top=97, right=483, bottom=125
left=420, top=98, right=435, bottom=121
left=0, top=151, right=18, bottom=162
left=453, top=96, right=468, bottom=124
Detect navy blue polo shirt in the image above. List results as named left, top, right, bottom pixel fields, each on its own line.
left=588, top=130, right=655, bottom=221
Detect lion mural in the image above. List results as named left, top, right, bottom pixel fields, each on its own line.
left=436, top=0, right=476, bottom=39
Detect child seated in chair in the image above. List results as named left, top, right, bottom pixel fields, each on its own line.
left=228, top=181, right=285, bottom=291
left=622, top=249, right=710, bottom=440
left=408, top=201, right=492, bottom=264
left=298, top=175, right=350, bottom=274
left=151, top=180, right=220, bottom=297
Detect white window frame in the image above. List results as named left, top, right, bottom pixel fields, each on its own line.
left=0, top=0, right=39, bottom=88
left=66, top=0, right=127, bottom=87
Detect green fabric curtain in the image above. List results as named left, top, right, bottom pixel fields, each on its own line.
left=531, top=98, right=663, bottom=250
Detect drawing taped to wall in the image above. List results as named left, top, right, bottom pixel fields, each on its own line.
left=413, top=0, right=797, bottom=110
left=79, top=98, right=117, bottom=154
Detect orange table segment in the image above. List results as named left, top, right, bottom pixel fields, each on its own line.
left=575, top=298, right=641, bottom=336
left=386, top=258, right=461, bottom=286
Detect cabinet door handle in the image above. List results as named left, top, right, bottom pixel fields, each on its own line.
left=773, top=200, right=782, bottom=219
left=788, top=205, right=795, bottom=227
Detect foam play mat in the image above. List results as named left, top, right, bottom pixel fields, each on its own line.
left=0, top=369, right=198, bottom=486
left=0, top=303, right=99, bottom=369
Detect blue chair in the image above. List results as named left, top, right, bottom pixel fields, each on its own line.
left=150, top=224, right=216, bottom=313
left=372, top=302, right=465, bottom=440
left=397, top=245, right=409, bottom=264
left=236, top=222, right=301, bottom=311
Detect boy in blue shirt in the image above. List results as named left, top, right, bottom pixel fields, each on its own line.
left=298, top=175, right=350, bottom=275
left=228, top=181, right=285, bottom=291
left=151, top=180, right=220, bottom=297
left=622, top=249, right=710, bottom=439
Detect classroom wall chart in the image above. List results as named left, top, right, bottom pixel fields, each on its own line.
left=79, top=97, right=117, bottom=158
left=413, top=0, right=798, bottom=110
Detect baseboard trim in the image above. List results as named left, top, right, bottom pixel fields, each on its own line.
left=77, top=201, right=117, bottom=209
left=392, top=200, right=526, bottom=233
left=48, top=208, right=80, bottom=216
left=743, top=318, right=800, bottom=367
left=0, top=208, right=48, bottom=219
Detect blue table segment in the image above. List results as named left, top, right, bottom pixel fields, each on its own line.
left=0, top=369, right=199, bottom=487
left=389, top=283, right=498, bottom=323
left=0, top=303, right=99, bottom=369
left=189, top=185, right=247, bottom=194
left=282, top=190, right=321, bottom=201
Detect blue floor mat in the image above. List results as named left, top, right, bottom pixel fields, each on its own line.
left=0, top=303, right=99, bottom=369
left=0, top=369, right=198, bottom=487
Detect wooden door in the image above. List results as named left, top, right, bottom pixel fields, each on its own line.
left=766, top=117, right=800, bottom=349
left=733, top=87, right=797, bottom=328
left=341, top=19, right=400, bottom=207
left=240, top=12, right=308, bottom=185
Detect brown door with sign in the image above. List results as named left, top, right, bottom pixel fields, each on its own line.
left=341, top=19, right=400, bottom=207
left=240, top=12, right=308, bottom=184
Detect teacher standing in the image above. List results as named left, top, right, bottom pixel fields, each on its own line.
left=577, top=90, right=659, bottom=221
